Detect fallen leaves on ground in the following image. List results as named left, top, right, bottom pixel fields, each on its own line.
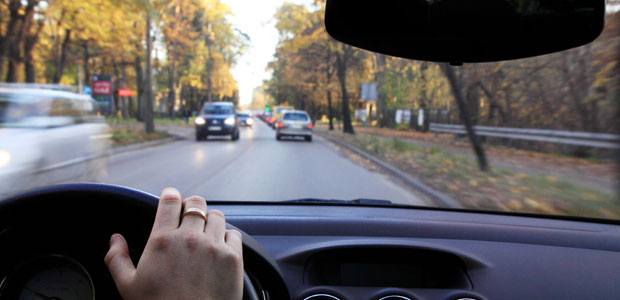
left=318, top=128, right=620, bottom=220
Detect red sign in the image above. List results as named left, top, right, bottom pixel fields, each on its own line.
left=92, top=81, right=112, bottom=95
left=117, top=88, right=135, bottom=97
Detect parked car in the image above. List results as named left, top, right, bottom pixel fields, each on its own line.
left=0, top=87, right=109, bottom=197
left=194, top=102, right=239, bottom=141
left=237, top=112, right=253, bottom=127
left=261, top=111, right=273, bottom=124
left=275, top=110, right=313, bottom=142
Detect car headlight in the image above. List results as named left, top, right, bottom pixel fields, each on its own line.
left=0, top=150, right=11, bottom=169
left=195, top=117, right=206, bottom=125
left=224, top=117, right=235, bottom=126
left=246, top=118, right=254, bottom=125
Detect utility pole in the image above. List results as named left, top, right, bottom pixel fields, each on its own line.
left=205, top=25, right=215, bottom=103
left=144, top=5, right=154, bottom=133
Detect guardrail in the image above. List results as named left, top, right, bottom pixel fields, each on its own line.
left=429, top=123, right=620, bottom=149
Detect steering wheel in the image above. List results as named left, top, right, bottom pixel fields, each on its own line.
left=0, top=184, right=259, bottom=300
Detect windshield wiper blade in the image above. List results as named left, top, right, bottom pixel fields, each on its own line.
left=285, top=198, right=393, bottom=206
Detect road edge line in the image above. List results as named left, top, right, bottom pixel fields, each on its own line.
left=316, top=131, right=463, bottom=209
left=35, top=136, right=181, bottom=175
left=109, top=136, right=181, bottom=156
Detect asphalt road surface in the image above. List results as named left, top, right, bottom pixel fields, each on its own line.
left=99, top=121, right=425, bottom=205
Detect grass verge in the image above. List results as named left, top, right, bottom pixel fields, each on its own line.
left=321, top=129, right=620, bottom=220
left=155, top=117, right=194, bottom=127
left=107, top=118, right=170, bottom=147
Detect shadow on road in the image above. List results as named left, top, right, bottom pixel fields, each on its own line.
left=277, top=137, right=311, bottom=143
left=198, top=138, right=237, bottom=142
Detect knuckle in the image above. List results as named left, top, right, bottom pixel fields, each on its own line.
left=183, top=232, right=202, bottom=251
left=221, top=248, right=242, bottom=264
left=203, top=239, right=225, bottom=258
left=150, top=233, right=172, bottom=252
left=208, top=209, right=225, bottom=220
left=210, top=209, right=225, bottom=217
left=203, top=242, right=218, bottom=255
left=204, top=239, right=220, bottom=254
left=228, top=229, right=241, bottom=238
left=104, top=247, right=126, bottom=265
left=103, top=249, right=117, bottom=265
left=185, top=196, right=206, bottom=207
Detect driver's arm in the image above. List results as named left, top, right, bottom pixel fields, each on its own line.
left=104, top=187, right=243, bottom=300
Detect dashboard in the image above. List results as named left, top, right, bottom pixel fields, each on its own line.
left=0, top=184, right=619, bottom=300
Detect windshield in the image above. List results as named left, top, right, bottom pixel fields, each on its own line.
left=0, top=1, right=618, bottom=221
left=203, top=105, right=234, bottom=115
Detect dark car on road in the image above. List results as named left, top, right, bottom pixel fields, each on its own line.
left=237, top=112, right=253, bottom=127
left=194, top=102, right=240, bottom=141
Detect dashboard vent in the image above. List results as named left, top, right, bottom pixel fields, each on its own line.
left=303, top=294, right=342, bottom=300
left=378, top=296, right=413, bottom=300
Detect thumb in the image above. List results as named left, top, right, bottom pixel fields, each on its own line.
left=105, top=233, right=136, bottom=290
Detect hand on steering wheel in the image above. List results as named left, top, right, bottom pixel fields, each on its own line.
left=104, top=188, right=244, bottom=300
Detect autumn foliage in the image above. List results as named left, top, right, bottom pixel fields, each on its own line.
left=264, top=2, right=619, bottom=138
left=0, top=0, right=245, bottom=117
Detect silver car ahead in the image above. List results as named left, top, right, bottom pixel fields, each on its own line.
left=275, top=110, right=313, bottom=142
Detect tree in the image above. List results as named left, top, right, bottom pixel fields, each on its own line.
left=335, top=44, right=356, bottom=134
left=144, top=3, right=154, bottom=133
left=441, top=64, right=490, bottom=171
left=155, top=0, right=245, bottom=115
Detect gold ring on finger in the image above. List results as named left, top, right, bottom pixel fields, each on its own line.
left=183, top=207, right=207, bottom=221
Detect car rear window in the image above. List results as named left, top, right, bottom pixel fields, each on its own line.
left=283, top=113, right=309, bottom=121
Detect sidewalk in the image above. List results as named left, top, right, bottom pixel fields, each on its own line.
left=157, top=125, right=194, bottom=140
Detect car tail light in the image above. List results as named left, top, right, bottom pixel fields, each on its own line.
left=276, top=121, right=284, bottom=129
left=307, top=122, right=314, bottom=129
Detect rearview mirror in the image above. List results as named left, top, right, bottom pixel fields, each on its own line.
left=325, top=0, right=606, bottom=63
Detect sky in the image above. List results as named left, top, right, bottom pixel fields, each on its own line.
left=223, top=0, right=312, bottom=106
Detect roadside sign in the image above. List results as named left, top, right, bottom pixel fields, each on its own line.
left=361, top=82, right=378, bottom=102
left=265, top=104, right=271, bottom=113
left=92, top=75, right=112, bottom=95
left=83, top=86, right=92, bottom=95
left=117, top=88, right=135, bottom=97
left=418, top=108, right=425, bottom=127
left=93, top=81, right=112, bottom=95
left=92, top=75, right=113, bottom=114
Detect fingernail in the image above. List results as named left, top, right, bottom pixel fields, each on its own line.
left=163, top=187, right=178, bottom=194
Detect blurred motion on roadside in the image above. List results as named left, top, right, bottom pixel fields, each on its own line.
left=0, top=84, right=109, bottom=197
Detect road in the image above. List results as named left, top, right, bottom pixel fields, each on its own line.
left=98, top=121, right=425, bottom=205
